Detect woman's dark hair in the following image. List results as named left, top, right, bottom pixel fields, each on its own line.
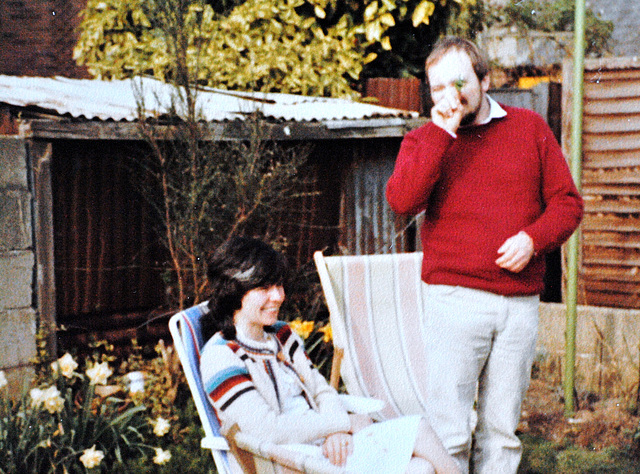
left=202, top=237, right=288, bottom=342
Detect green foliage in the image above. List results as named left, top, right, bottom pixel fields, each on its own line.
left=519, top=434, right=562, bottom=473
left=495, top=0, right=614, bottom=56
left=74, top=0, right=477, bottom=96
left=0, top=362, right=150, bottom=472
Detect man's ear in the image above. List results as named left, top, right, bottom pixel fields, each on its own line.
left=481, top=74, right=491, bottom=93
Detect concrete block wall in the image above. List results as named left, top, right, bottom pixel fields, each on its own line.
left=0, top=137, right=36, bottom=393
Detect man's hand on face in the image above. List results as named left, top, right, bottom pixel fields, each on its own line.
left=496, top=231, right=535, bottom=273
left=431, top=87, right=464, bottom=135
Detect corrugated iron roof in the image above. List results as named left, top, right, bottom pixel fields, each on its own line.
left=0, top=75, right=418, bottom=123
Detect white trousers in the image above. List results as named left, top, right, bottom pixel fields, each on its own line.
left=422, top=284, right=539, bottom=474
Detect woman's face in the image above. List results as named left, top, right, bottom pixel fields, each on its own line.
left=234, top=284, right=285, bottom=340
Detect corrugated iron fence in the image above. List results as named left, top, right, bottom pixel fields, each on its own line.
left=365, top=78, right=424, bottom=114
left=563, top=57, right=640, bottom=309
left=52, top=140, right=167, bottom=348
left=51, top=139, right=340, bottom=350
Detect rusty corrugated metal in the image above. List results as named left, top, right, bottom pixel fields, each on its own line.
left=563, top=57, right=640, bottom=308
left=338, top=138, right=419, bottom=255
left=365, top=77, right=424, bottom=114
left=0, top=75, right=418, bottom=124
left=51, top=139, right=342, bottom=350
left=52, top=141, right=166, bottom=321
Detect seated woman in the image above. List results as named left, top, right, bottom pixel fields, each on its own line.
left=200, top=236, right=461, bottom=474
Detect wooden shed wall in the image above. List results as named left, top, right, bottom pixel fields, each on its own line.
left=50, top=138, right=342, bottom=351
left=563, top=57, right=640, bottom=309
left=51, top=140, right=168, bottom=350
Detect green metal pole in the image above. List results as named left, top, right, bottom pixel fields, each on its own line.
left=564, top=0, right=586, bottom=416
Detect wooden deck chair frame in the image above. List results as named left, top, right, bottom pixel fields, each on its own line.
left=169, top=301, right=383, bottom=474
left=314, top=251, right=430, bottom=421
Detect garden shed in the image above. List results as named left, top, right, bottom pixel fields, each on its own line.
left=0, top=75, right=421, bottom=375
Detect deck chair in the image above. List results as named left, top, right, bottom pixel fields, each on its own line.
left=314, top=251, right=429, bottom=421
left=169, top=302, right=383, bottom=474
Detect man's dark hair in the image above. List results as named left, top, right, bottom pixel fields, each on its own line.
left=426, top=36, right=490, bottom=82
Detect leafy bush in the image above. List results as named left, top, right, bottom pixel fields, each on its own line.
left=74, top=0, right=476, bottom=96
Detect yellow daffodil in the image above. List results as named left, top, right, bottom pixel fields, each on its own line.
left=319, top=323, right=332, bottom=343
left=290, top=319, right=314, bottom=339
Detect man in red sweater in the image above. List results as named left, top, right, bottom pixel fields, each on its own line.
left=386, top=37, right=583, bottom=473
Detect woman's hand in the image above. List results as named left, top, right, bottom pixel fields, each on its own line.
left=349, top=414, right=373, bottom=433
left=322, top=432, right=353, bottom=466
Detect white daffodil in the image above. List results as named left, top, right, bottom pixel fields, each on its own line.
left=153, top=447, right=171, bottom=465
left=41, top=386, right=65, bottom=414
left=152, top=416, right=171, bottom=437
left=30, top=387, right=45, bottom=408
left=51, top=353, right=78, bottom=379
left=79, top=445, right=105, bottom=469
left=0, top=370, right=7, bottom=389
left=85, top=361, right=113, bottom=385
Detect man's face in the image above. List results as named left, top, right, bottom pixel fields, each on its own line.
left=427, top=49, right=490, bottom=127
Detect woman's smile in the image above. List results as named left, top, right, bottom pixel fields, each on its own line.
left=235, top=285, right=285, bottom=340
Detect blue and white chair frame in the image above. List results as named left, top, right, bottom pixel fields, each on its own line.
left=169, top=302, right=384, bottom=474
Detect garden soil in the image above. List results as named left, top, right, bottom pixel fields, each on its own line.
left=519, top=379, right=640, bottom=451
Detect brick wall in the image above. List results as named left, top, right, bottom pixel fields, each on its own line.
left=0, top=0, right=88, bottom=77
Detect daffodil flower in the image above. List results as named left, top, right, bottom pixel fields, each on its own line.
left=80, top=445, right=105, bottom=469
left=153, top=447, right=172, bottom=465
left=152, top=416, right=171, bottom=437
left=51, top=353, right=78, bottom=379
left=290, top=319, right=314, bottom=339
left=86, top=361, right=113, bottom=385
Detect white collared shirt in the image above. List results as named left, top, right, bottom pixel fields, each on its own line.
left=444, top=95, right=507, bottom=138
left=477, top=95, right=507, bottom=124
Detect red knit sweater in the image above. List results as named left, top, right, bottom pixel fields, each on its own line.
left=386, top=105, right=583, bottom=296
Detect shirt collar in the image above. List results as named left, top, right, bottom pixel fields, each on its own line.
left=476, top=95, right=507, bottom=125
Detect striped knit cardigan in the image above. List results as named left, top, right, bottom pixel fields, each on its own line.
left=200, top=322, right=351, bottom=445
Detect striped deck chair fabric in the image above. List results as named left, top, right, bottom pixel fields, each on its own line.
left=170, top=303, right=356, bottom=474
left=314, top=251, right=429, bottom=421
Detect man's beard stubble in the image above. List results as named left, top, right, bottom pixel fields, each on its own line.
left=459, top=93, right=485, bottom=127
